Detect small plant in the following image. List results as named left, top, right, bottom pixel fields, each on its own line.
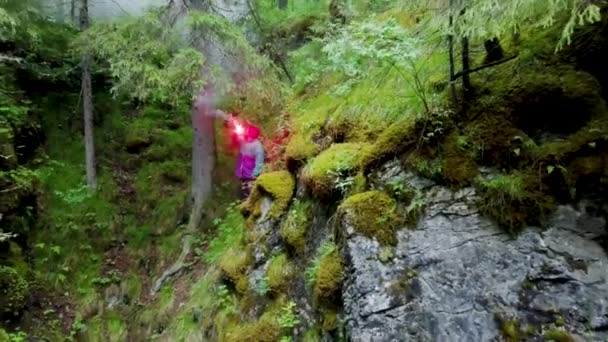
left=305, top=241, right=337, bottom=287
left=277, top=301, right=300, bottom=329
left=70, top=319, right=86, bottom=337
left=7, top=331, right=27, bottom=342
left=54, top=184, right=92, bottom=205
left=217, top=284, right=237, bottom=314
left=92, top=270, right=121, bottom=287
left=256, top=277, right=271, bottom=296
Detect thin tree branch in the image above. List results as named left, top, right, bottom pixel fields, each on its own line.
left=453, top=55, right=518, bottom=79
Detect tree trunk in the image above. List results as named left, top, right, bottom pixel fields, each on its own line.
left=80, top=0, right=96, bottom=191
left=461, top=35, right=472, bottom=99
left=70, top=0, right=76, bottom=25
left=278, top=0, right=287, bottom=9
left=448, top=0, right=457, bottom=104
left=189, top=90, right=216, bottom=230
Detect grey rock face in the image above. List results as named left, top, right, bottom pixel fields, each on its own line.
left=343, top=166, right=608, bottom=341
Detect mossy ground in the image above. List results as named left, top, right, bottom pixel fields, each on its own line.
left=339, top=191, right=403, bottom=246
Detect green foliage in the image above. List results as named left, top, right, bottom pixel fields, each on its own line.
left=401, top=0, right=601, bottom=50
left=339, top=191, right=403, bottom=245
left=91, top=270, right=121, bottom=287
left=77, top=10, right=205, bottom=106
left=205, top=202, right=246, bottom=264
left=320, top=18, right=419, bottom=85
left=277, top=301, right=300, bottom=329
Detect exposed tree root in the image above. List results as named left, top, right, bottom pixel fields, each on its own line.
left=150, top=232, right=197, bottom=294
left=150, top=202, right=205, bottom=295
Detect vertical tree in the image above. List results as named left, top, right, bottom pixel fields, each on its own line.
left=278, top=0, right=287, bottom=10
left=79, top=0, right=96, bottom=191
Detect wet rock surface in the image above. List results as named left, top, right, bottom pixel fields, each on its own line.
left=343, top=162, right=608, bottom=342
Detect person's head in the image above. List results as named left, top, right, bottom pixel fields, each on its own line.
left=245, top=125, right=260, bottom=142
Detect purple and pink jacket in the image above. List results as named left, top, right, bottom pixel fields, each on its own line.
left=234, top=138, right=264, bottom=180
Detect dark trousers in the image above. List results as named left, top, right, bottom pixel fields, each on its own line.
left=240, top=179, right=255, bottom=200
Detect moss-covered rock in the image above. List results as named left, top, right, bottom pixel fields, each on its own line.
left=266, top=253, right=293, bottom=294
left=0, top=266, right=29, bottom=316
left=359, top=118, right=416, bottom=171
left=243, top=171, right=295, bottom=221
left=313, top=247, right=343, bottom=304
left=500, top=319, right=523, bottom=342
left=303, top=143, right=373, bottom=197
left=285, top=94, right=337, bottom=162
left=339, top=191, right=403, bottom=246
left=441, top=133, right=479, bottom=185
left=322, top=309, right=338, bottom=332
left=280, top=200, right=312, bottom=255
left=224, top=299, right=286, bottom=342
left=476, top=173, right=555, bottom=234
left=219, top=247, right=252, bottom=294
left=543, top=328, right=575, bottom=342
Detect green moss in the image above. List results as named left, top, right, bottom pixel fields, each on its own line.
left=359, top=118, right=416, bottom=171
left=304, top=143, right=373, bottom=196
left=243, top=171, right=295, bottom=220
left=339, top=191, right=403, bottom=246
left=543, top=329, right=575, bottom=342
left=266, top=253, right=293, bottom=293
left=143, top=127, right=191, bottom=162
left=350, top=172, right=368, bottom=195
left=7, top=242, right=29, bottom=277
left=219, top=247, right=252, bottom=293
left=476, top=172, right=554, bottom=234
left=123, top=272, right=142, bottom=303
left=124, top=118, right=158, bottom=151
left=322, top=310, right=338, bottom=332
left=404, top=152, right=444, bottom=181
left=302, top=327, right=322, bottom=342
left=285, top=94, right=337, bottom=162
left=441, top=133, right=479, bottom=185
left=500, top=319, right=523, bottom=342
left=313, top=247, right=343, bottom=304
left=224, top=299, right=286, bottom=342
left=0, top=266, right=29, bottom=316
left=280, top=199, right=312, bottom=255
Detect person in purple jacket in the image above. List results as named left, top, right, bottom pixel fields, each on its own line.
left=212, top=110, right=265, bottom=199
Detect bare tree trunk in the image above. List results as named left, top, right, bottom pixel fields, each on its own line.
left=461, top=36, right=471, bottom=99
left=70, top=0, right=76, bottom=24
left=80, top=0, right=96, bottom=191
left=448, top=0, right=457, bottom=104
left=190, top=90, right=216, bottom=229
